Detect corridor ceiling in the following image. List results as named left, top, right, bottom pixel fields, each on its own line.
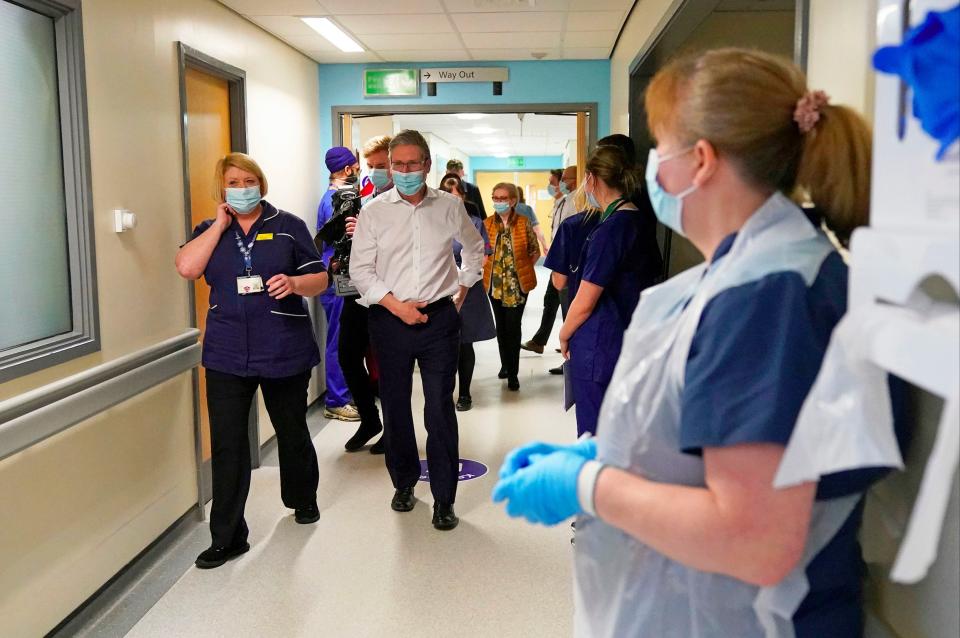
left=218, top=0, right=635, bottom=63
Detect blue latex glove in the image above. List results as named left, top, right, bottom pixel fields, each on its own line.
left=873, top=5, right=960, bottom=159
left=491, top=450, right=588, bottom=525
left=499, top=437, right=597, bottom=479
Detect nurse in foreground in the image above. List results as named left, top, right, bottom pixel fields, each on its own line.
left=493, top=48, right=904, bottom=637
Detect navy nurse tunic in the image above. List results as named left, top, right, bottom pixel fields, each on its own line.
left=191, top=200, right=325, bottom=378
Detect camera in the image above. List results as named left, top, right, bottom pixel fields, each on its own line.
left=316, top=182, right=363, bottom=296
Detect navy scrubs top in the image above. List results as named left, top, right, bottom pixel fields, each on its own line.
left=679, top=228, right=910, bottom=638
left=191, top=200, right=325, bottom=378
left=545, top=206, right=662, bottom=383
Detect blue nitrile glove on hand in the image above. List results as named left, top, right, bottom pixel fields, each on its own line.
left=498, top=437, right=597, bottom=479
left=491, top=449, right=590, bottom=525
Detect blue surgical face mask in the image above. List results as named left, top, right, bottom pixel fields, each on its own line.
left=493, top=202, right=511, bottom=214
left=559, top=181, right=571, bottom=195
left=547, top=184, right=558, bottom=197
left=225, top=186, right=262, bottom=214
left=645, top=147, right=697, bottom=236
left=392, top=170, right=425, bottom=196
left=368, top=168, right=391, bottom=190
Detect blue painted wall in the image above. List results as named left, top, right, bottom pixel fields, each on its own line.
left=317, top=60, right=610, bottom=180
left=468, top=155, right=563, bottom=181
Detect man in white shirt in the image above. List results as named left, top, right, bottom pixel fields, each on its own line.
left=350, top=129, right=484, bottom=531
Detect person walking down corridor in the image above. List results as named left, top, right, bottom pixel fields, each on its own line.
left=439, top=173, right=496, bottom=412
left=351, top=130, right=484, bottom=531
left=316, top=146, right=362, bottom=423
left=175, top=153, right=328, bottom=569
left=484, top=183, right=540, bottom=391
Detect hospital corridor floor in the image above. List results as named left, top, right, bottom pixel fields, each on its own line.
left=124, top=284, right=576, bottom=637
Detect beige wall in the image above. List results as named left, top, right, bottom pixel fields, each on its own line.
left=807, top=0, right=877, bottom=119
left=610, top=0, right=678, bottom=135
left=0, top=0, right=320, bottom=634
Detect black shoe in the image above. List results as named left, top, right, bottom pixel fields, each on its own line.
left=456, top=396, right=472, bottom=411
left=507, top=377, right=520, bottom=391
left=195, top=542, right=250, bottom=569
left=391, top=487, right=415, bottom=512
left=345, top=422, right=383, bottom=452
left=549, top=366, right=563, bottom=375
left=498, top=368, right=508, bottom=379
left=432, top=503, right=459, bottom=531
left=295, top=502, right=320, bottom=524
left=369, top=438, right=385, bottom=454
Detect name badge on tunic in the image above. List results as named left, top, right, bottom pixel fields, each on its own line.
left=236, top=275, right=264, bottom=295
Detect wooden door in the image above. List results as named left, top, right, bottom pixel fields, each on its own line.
left=185, top=67, right=231, bottom=463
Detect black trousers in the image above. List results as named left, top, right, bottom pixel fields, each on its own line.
left=338, top=297, right=381, bottom=429
left=531, top=280, right=568, bottom=346
left=368, top=301, right=460, bottom=505
left=490, top=296, right=526, bottom=379
left=205, top=369, right=319, bottom=547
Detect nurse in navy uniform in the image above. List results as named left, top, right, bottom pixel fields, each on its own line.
left=176, top=153, right=329, bottom=569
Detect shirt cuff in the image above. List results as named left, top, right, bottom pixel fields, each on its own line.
left=577, top=460, right=606, bottom=517
left=458, top=268, right=482, bottom=289
left=362, top=282, right=391, bottom=308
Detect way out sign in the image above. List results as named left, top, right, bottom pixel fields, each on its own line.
left=420, top=67, right=508, bottom=83
left=419, top=459, right=488, bottom=482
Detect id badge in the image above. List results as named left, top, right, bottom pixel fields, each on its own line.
left=236, top=274, right=264, bottom=295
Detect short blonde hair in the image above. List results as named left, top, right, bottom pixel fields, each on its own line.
left=362, top=135, right=391, bottom=158
left=213, top=153, right=268, bottom=203
left=645, top=48, right=871, bottom=244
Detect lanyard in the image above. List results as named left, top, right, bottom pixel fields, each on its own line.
left=570, top=199, right=635, bottom=274
left=599, top=197, right=628, bottom=223
left=234, top=231, right=256, bottom=275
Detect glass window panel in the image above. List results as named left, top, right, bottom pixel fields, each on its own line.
left=0, top=0, right=72, bottom=351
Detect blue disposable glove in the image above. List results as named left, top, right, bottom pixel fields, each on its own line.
left=498, top=437, right=597, bottom=479
left=491, top=449, right=588, bottom=525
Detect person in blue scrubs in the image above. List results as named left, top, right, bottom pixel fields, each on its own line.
left=176, top=153, right=329, bottom=569
left=494, top=49, right=908, bottom=636
left=545, top=144, right=662, bottom=436
left=316, top=146, right=362, bottom=422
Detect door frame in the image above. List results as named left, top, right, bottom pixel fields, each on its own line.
left=176, top=43, right=252, bottom=509
left=331, top=102, right=599, bottom=154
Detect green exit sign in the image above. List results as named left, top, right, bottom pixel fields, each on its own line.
left=507, top=156, right=525, bottom=168
left=364, top=69, right=419, bottom=97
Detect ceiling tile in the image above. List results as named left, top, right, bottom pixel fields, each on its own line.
left=563, top=30, right=617, bottom=48
left=317, top=0, right=445, bottom=14
left=461, top=31, right=560, bottom=48
left=219, top=0, right=325, bottom=16
left=568, top=0, right=631, bottom=10
left=451, top=11, right=566, bottom=32
left=468, top=48, right=562, bottom=60
left=375, top=49, right=471, bottom=62
left=359, top=33, right=464, bottom=50
left=248, top=15, right=325, bottom=37
left=565, top=10, right=623, bottom=31
left=443, top=0, right=571, bottom=12
left=561, top=47, right=610, bottom=59
left=338, top=14, right=454, bottom=34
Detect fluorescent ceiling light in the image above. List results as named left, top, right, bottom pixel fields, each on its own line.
left=456, top=113, right=487, bottom=120
left=494, top=153, right=510, bottom=158
left=467, top=126, right=496, bottom=134
left=301, top=17, right=364, bottom=53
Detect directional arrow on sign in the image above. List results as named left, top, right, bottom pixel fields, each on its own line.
left=423, top=71, right=431, bottom=80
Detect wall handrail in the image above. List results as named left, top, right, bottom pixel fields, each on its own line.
left=0, top=330, right=200, bottom=462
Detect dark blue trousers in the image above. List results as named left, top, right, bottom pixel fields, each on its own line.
left=368, top=301, right=460, bottom=505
